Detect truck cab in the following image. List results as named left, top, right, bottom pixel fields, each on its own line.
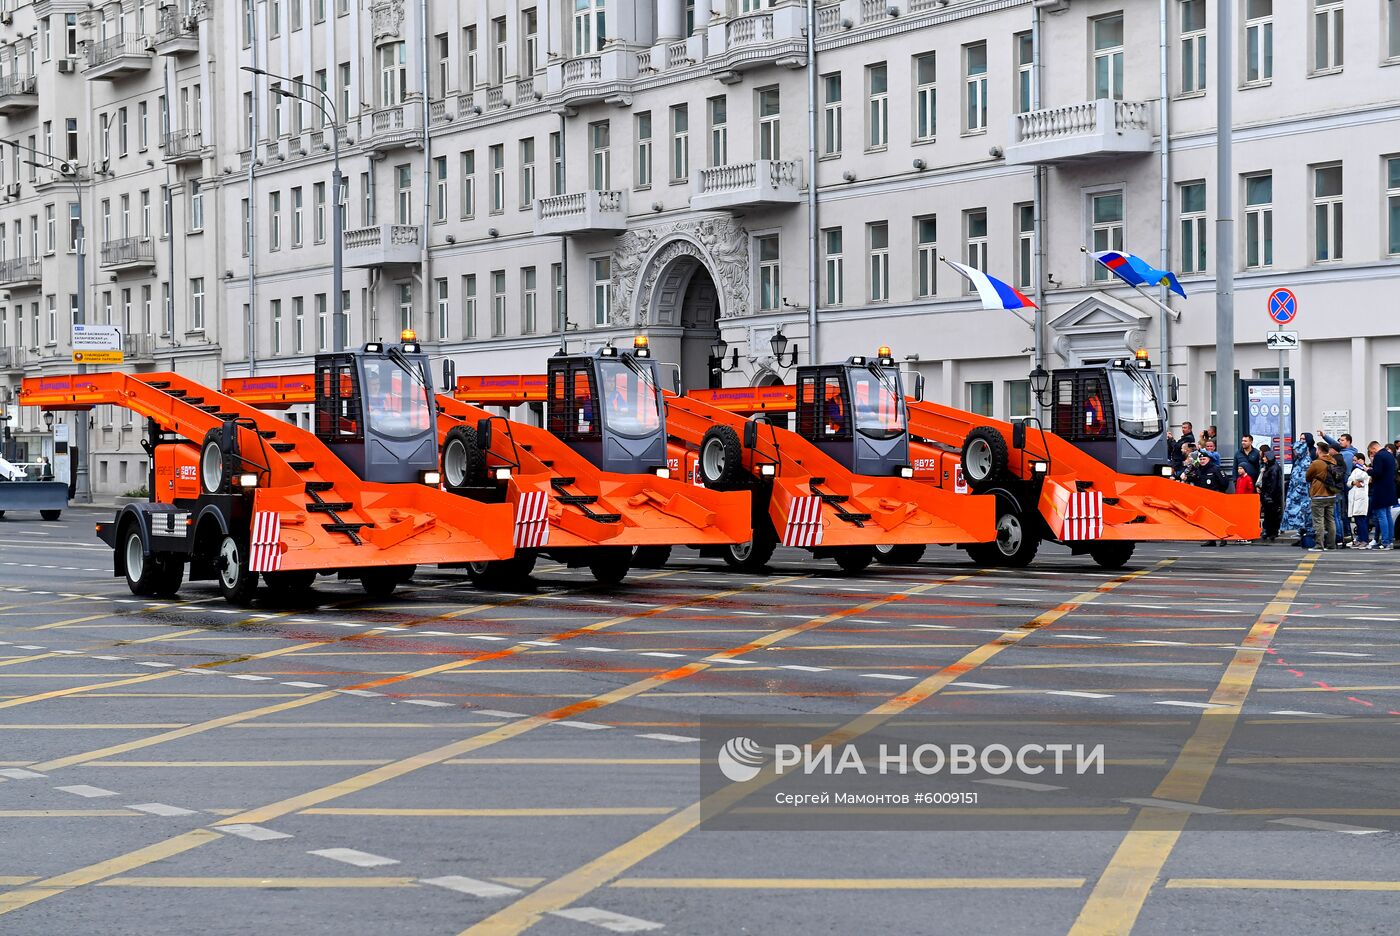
left=314, top=331, right=440, bottom=484
left=1050, top=351, right=1169, bottom=476
left=546, top=338, right=669, bottom=475
left=793, top=349, right=913, bottom=478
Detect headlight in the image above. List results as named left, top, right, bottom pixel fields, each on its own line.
left=494, top=467, right=512, bottom=481
left=1160, top=465, right=1174, bottom=477
left=760, top=463, right=776, bottom=477
left=237, top=473, right=259, bottom=488
left=899, top=466, right=914, bottom=479
left=655, top=467, right=671, bottom=479
left=421, top=470, right=442, bottom=486
left=1032, top=461, right=1049, bottom=474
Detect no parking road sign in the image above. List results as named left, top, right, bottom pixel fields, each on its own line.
left=1268, top=288, right=1298, bottom=324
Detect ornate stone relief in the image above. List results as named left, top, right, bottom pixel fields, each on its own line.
left=611, top=216, right=750, bottom=326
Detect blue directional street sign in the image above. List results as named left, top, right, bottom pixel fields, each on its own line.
left=1268, top=288, right=1298, bottom=324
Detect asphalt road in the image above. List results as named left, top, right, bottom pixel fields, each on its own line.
left=2, top=506, right=1400, bottom=935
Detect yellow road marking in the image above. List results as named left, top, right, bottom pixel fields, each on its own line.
left=0, top=829, right=219, bottom=916
left=611, top=877, right=1087, bottom=890
left=0, top=810, right=141, bottom=817
left=1068, top=554, right=1318, bottom=936
left=0, top=880, right=34, bottom=887
left=0, top=653, right=63, bottom=667
left=0, top=723, right=189, bottom=730
left=29, top=614, right=127, bottom=631
left=1166, top=879, right=1400, bottom=891
left=85, top=759, right=395, bottom=768
left=444, top=758, right=701, bottom=766
left=463, top=563, right=1166, bottom=935
left=302, top=807, right=676, bottom=817
left=98, top=876, right=419, bottom=889
left=0, top=672, right=177, bottom=708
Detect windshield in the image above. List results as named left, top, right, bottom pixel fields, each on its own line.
left=850, top=367, right=906, bottom=440
left=362, top=356, right=433, bottom=439
left=598, top=358, right=662, bottom=438
left=1109, top=368, right=1163, bottom=440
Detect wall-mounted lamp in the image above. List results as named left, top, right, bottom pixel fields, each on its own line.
left=1029, top=364, right=1051, bottom=408
left=769, top=330, right=798, bottom=368
left=709, top=338, right=740, bottom=375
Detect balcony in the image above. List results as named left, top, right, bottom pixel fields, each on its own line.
left=161, top=128, right=203, bottom=164
left=534, top=191, right=628, bottom=236
left=99, top=236, right=156, bottom=271
left=0, top=346, right=19, bottom=374
left=343, top=224, right=421, bottom=268
left=362, top=103, right=422, bottom=152
left=691, top=160, right=802, bottom=212
left=151, top=7, right=199, bottom=56
left=84, top=35, right=154, bottom=80
left=1005, top=99, right=1155, bottom=166
left=710, top=4, right=807, bottom=76
left=123, top=332, right=156, bottom=362
left=546, top=48, right=638, bottom=107
left=0, top=75, right=37, bottom=115
left=0, top=257, right=40, bottom=288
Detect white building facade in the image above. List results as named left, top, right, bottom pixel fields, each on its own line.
left=1, top=0, right=1399, bottom=494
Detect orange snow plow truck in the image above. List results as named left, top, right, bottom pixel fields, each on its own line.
left=19, top=336, right=515, bottom=604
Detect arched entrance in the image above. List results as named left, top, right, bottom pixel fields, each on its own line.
left=645, top=254, right=721, bottom=392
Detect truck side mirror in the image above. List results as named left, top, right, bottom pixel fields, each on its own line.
left=1167, top=374, right=1181, bottom=405
left=476, top=418, right=493, bottom=452
left=913, top=373, right=925, bottom=402
left=441, top=359, right=456, bottom=393
left=743, top=421, right=758, bottom=449
left=1012, top=420, right=1026, bottom=451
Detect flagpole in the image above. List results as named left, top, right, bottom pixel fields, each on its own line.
left=937, top=257, right=1036, bottom=329
left=1081, top=248, right=1184, bottom=324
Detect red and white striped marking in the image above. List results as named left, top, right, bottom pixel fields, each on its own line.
left=782, top=495, right=825, bottom=548
left=1062, top=490, right=1104, bottom=541
left=249, top=511, right=282, bottom=572
left=513, top=491, right=550, bottom=549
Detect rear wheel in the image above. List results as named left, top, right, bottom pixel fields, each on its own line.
left=632, top=545, right=673, bottom=569
left=966, top=499, right=1040, bottom=568
left=359, top=569, right=400, bottom=600
left=961, top=427, right=1009, bottom=492
left=722, top=524, right=778, bottom=572
left=263, top=570, right=317, bottom=592
left=834, top=547, right=875, bottom=574
left=699, top=425, right=746, bottom=489
left=466, top=553, right=537, bottom=589
left=123, top=527, right=160, bottom=597
left=588, top=547, right=632, bottom=586
left=40, top=510, right=61, bottom=521
left=1088, top=542, right=1136, bottom=570
left=216, top=535, right=258, bottom=605
left=874, top=543, right=927, bottom=566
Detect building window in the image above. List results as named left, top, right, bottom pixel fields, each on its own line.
left=757, top=235, right=780, bottom=312
left=1180, top=181, right=1207, bottom=273
left=189, top=278, right=204, bottom=331
left=291, top=187, right=303, bottom=247
left=397, top=283, right=413, bottom=333
left=758, top=88, right=780, bottom=159
left=552, top=263, right=564, bottom=331
left=461, top=151, right=476, bottom=218
left=1014, top=35, right=1032, bottom=114
left=1313, top=164, right=1343, bottom=262
left=967, top=382, right=993, bottom=417
left=396, top=163, right=413, bottom=224
left=1313, top=0, right=1343, bottom=72
left=551, top=132, right=564, bottom=196
left=462, top=25, right=478, bottom=90
left=1389, top=0, right=1400, bottom=60
left=436, top=278, right=449, bottom=340
left=313, top=294, right=328, bottom=351
left=138, top=101, right=149, bottom=150
left=635, top=112, right=652, bottom=188
left=1092, top=14, right=1124, bottom=101
left=379, top=41, right=407, bottom=106
left=590, top=121, right=610, bottom=190
left=866, top=65, right=888, bottom=150
left=434, top=156, right=448, bottom=221
left=592, top=257, right=610, bottom=325
left=492, top=17, right=508, bottom=85
left=916, top=217, right=937, bottom=298
left=1245, top=173, right=1273, bottom=268
left=823, top=227, right=843, bottom=306
left=868, top=222, right=890, bottom=303
left=574, top=0, right=605, bottom=56
left=1387, top=156, right=1400, bottom=256
left=1090, top=193, right=1123, bottom=280
left=491, top=271, right=506, bottom=336
left=268, top=191, right=281, bottom=251
left=463, top=274, right=477, bottom=339
left=489, top=145, right=504, bottom=213
left=965, top=209, right=988, bottom=274
left=271, top=299, right=283, bottom=354
left=1006, top=380, right=1031, bottom=421
left=1245, top=0, right=1273, bottom=84
left=964, top=42, right=988, bottom=132
left=522, top=266, right=537, bottom=334
left=44, top=205, right=54, bottom=253
left=822, top=73, right=842, bottom=157
left=313, top=182, right=325, bottom=242
left=1180, top=0, right=1206, bottom=94
left=520, top=138, right=535, bottom=208
left=522, top=8, right=539, bottom=77
left=1016, top=204, right=1035, bottom=290
left=709, top=96, right=728, bottom=167
left=1387, top=366, right=1400, bottom=441
left=670, top=105, right=689, bottom=181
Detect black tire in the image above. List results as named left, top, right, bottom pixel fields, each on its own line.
left=961, top=427, right=1010, bottom=491
left=0, top=510, right=7, bottom=519
left=122, top=526, right=162, bottom=597
left=699, top=425, right=746, bottom=489
left=442, top=425, right=486, bottom=490
left=216, top=534, right=258, bottom=605
left=834, top=547, right=875, bottom=574
left=588, top=547, right=632, bottom=586
left=965, top=496, right=1040, bottom=568
left=874, top=544, right=927, bottom=565
left=40, top=510, right=61, bottom=521
left=632, top=545, right=672, bottom=569
left=722, top=520, right=779, bottom=572
left=466, top=553, right=537, bottom=589
left=1088, top=542, right=1136, bottom=570
left=200, top=435, right=227, bottom=494
left=151, top=559, right=184, bottom=598
left=359, top=568, right=401, bottom=599
left=263, top=570, right=317, bottom=592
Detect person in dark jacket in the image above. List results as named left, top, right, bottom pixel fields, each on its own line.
left=1189, top=450, right=1228, bottom=492
left=1321, top=430, right=1358, bottom=542
left=1235, top=434, right=1261, bottom=483
left=1258, top=446, right=1284, bottom=540
left=1171, top=421, right=1196, bottom=471
left=1367, top=441, right=1398, bottom=549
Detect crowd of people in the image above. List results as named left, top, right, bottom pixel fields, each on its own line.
left=1167, top=422, right=1400, bottom=550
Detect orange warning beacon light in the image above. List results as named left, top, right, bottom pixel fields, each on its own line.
left=401, top=328, right=417, bottom=342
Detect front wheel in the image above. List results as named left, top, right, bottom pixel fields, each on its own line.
left=966, top=501, right=1040, bottom=568
left=632, top=545, right=672, bottom=569
left=216, top=535, right=258, bottom=605
left=874, top=543, right=926, bottom=566
left=834, top=547, right=875, bottom=574
left=466, top=553, right=537, bottom=589
left=1087, top=542, right=1136, bottom=570
left=263, top=570, right=317, bottom=592
left=588, top=547, right=631, bottom=586
left=359, top=568, right=403, bottom=599
left=40, top=510, right=61, bottom=521
left=123, top=527, right=161, bottom=597
left=722, top=527, right=778, bottom=572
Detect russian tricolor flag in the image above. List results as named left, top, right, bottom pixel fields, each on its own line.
left=1092, top=250, right=1188, bottom=298
left=942, top=260, right=1038, bottom=312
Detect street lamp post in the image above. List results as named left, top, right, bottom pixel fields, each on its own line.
left=242, top=66, right=346, bottom=351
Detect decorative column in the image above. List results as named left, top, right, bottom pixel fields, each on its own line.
left=657, top=0, right=685, bottom=41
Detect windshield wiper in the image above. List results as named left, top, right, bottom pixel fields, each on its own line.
left=386, top=347, right=431, bottom=393
left=620, top=353, right=660, bottom=393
